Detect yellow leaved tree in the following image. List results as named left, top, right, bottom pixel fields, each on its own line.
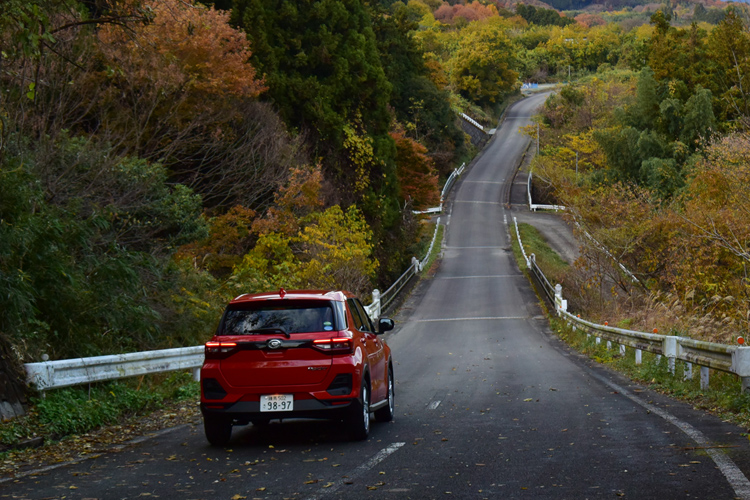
left=231, top=164, right=378, bottom=296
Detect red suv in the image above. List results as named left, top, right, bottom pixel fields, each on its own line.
left=200, top=289, right=395, bottom=446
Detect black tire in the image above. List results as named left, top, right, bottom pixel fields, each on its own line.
left=348, top=379, right=371, bottom=441
left=251, top=418, right=270, bottom=427
left=204, top=415, right=232, bottom=446
left=374, top=365, right=395, bottom=423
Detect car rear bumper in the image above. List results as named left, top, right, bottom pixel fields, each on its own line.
left=200, top=399, right=354, bottom=422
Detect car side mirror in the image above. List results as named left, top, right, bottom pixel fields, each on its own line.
left=378, top=317, right=395, bottom=334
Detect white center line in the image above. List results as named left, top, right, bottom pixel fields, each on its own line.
left=305, top=442, right=405, bottom=500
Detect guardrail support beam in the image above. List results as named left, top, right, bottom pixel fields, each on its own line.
left=192, top=367, right=201, bottom=382
left=684, top=362, right=692, bottom=381
left=701, top=366, right=709, bottom=390
left=635, top=349, right=642, bottom=365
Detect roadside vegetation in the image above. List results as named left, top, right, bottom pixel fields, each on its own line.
left=527, top=6, right=750, bottom=344
left=511, top=222, right=570, bottom=284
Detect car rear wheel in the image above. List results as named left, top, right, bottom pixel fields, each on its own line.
left=251, top=418, right=270, bottom=427
left=375, top=365, right=394, bottom=423
left=204, top=415, right=232, bottom=446
left=348, top=380, right=370, bottom=440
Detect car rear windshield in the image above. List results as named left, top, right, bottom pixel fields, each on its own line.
left=220, top=303, right=337, bottom=335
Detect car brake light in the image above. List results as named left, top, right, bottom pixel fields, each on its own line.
left=205, top=341, right=238, bottom=359
left=313, top=338, right=353, bottom=354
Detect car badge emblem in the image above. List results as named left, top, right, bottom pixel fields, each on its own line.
left=267, top=339, right=283, bottom=349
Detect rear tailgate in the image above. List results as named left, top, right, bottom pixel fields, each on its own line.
left=219, top=337, right=332, bottom=388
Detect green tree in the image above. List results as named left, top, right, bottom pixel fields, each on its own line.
left=707, top=8, right=750, bottom=125
left=681, top=86, right=715, bottom=147
left=449, top=18, right=519, bottom=106
left=232, top=0, right=392, bottom=155
left=373, top=5, right=465, bottom=175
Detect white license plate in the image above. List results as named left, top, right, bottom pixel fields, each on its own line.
left=260, top=394, right=294, bottom=412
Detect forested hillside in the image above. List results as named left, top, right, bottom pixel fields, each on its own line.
left=530, top=7, right=750, bottom=342
left=1, top=0, right=746, bottom=373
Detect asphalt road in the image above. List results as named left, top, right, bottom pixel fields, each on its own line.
left=3, top=95, right=750, bottom=500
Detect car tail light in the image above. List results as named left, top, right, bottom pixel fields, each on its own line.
left=313, top=338, right=353, bottom=354
left=205, top=341, right=238, bottom=359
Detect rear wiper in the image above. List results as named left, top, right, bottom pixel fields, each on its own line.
left=245, top=328, right=290, bottom=339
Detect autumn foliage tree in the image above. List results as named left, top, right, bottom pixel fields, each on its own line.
left=433, top=1, right=498, bottom=24
left=449, top=17, right=520, bottom=105
left=391, top=130, right=440, bottom=210
left=230, top=164, right=378, bottom=297
left=94, top=0, right=301, bottom=210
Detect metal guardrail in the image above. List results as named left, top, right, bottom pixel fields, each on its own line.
left=527, top=171, right=565, bottom=212
left=512, top=217, right=750, bottom=393
left=413, top=163, right=466, bottom=215
left=25, top=346, right=204, bottom=392
left=365, top=216, right=442, bottom=320
left=460, top=113, right=484, bottom=132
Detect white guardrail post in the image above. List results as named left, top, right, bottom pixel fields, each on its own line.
left=732, top=347, right=750, bottom=393
left=663, top=336, right=678, bottom=375
left=554, top=284, right=567, bottom=314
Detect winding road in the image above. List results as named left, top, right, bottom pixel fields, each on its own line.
left=3, top=94, right=750, bottom=500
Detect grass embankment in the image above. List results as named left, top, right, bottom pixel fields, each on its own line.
left=510, top=221, right=569, bottom=283
left=509, top=221, right=750, bottom=430
left=420, top=222, right=444, bottom=277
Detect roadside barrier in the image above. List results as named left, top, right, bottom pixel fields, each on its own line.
left=25, top=347, right=204, bottom=392
left=364, top=217, right=441, bottom=320
left=414, top=163, right=465, bottom=215
left=513, top=217, right=750, bottom=393
left=527, top=171, right=565, bottom=212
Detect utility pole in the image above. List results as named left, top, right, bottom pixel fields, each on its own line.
left=536, top=123, right=540, bottom=154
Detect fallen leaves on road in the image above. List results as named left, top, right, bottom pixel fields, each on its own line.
left=0, top=401, right=202, bottom=478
